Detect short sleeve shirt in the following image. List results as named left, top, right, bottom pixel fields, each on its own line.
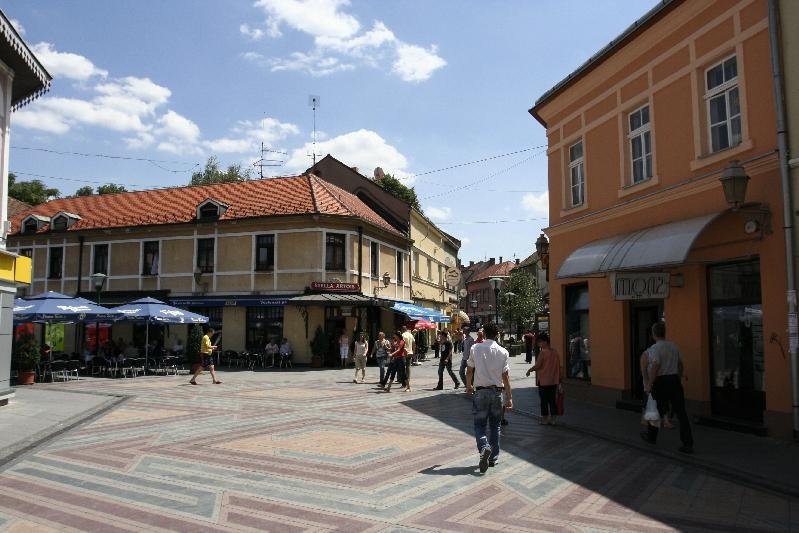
left=467, top=339, right=510, bottom=387
left=402, top=331, right=415, bottom=355
left=647, top=340, right=681, bottom=376
left=201, top=335, right=213, bottom=355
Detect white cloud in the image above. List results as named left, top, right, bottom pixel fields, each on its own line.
left=254, top=0, right=360, bottom=39
left=240, top=23, right=265, bottom=40
left=426, top=206, right=452, bottom=221
left=244, top=3, right=444, bottom=82
left=460, top=236, right=472, bottom=246
left=204, top=117, right=299, bottom=154
left=31, top=42, right=108, bottom=81
left=392, top=43, right=446, bottom=82
left=521, top=191, right=549, bottom=218
left=9, top=18, right=25, bottom=36
left=157, top=110, right=201, bottom=143
left=286, top=129, right=410, bottom=179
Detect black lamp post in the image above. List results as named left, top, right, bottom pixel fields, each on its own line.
left=90, top=272, right=107, bottom=355
left=505, top=291, right=516, bottom=338
left=489, top=277, right=504, bottom=325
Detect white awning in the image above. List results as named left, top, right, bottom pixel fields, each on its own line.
left=557, top=212, right=722, bottom=279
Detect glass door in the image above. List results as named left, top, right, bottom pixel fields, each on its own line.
left=708, top=260, right=764, bottom=423
left=629, top=303, right=662, bottom=401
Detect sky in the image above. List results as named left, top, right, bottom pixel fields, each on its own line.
left=4, top=0, right=659, bottom=263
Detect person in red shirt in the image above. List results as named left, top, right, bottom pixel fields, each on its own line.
left=526, top=332, right=562, bottom=425
left=380, top=331, right=407, bottom=392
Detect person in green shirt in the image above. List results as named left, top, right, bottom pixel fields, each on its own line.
left=189, top=325, right=222, bottom=385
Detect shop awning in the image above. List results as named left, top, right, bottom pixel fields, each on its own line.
left=286, top=294, right=394, bottom=307
left=557, top=212, right=722, bottom=278
left=391, top=301, right=451, bottom=323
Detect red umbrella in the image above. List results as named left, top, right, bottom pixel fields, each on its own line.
left=412, top=319, right=437, bottom=330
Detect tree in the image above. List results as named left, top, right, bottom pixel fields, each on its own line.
left=98, top=184, right=127, bottom=194
left=190, top=156, right=251, bottom=186
left=500, top=270, right=544, bottom=339
left=187, top=325, right=203, bottom=365
left=75, top=186, right=94, bottom=196
left=8, top=173, right=59, bottom=205
left=375, top=172, right=420, bottom=210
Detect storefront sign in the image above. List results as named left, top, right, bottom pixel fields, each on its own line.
left=170, top=296, right=291, bottom=307
left=611, top=272, right=670, bottom=300
left=310, top=281, right=360, bottom=293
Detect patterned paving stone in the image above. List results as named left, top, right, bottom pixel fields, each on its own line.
left=0, top=365, right=794, bottom=532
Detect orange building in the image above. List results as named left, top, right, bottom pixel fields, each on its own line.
left=530, top=0, right=794, bottom=436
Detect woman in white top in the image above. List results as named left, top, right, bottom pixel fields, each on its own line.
left=353, top=333, right=369, bottom=383
left=339, top=331, right=350, bottom=368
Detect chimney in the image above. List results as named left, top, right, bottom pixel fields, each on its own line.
left=351, top=166, right=358, bottom=174
left=469, top=261, right=474, bottom=267
left=489, top=258, right=495, bottom=265
left=499, top=256, right=503, bottom=263
left=515, top=258, right=520, bottom=265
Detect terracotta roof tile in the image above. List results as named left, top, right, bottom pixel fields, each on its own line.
left=471, top=261, right=517, bottom=282
left=7, top=197, right=31, bottom=217
left=9, top=174, right=404, bottom=237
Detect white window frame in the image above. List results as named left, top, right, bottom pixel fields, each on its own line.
left=704, top=55, right=741, bottom=153
left=627, top=104, right=652, bottom=184
left=568, top=140, right=585, bottom=207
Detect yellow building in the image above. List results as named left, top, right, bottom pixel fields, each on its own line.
left=8, top=174, right=413, bottom=365
left=0, top=10, right=51, bottom=405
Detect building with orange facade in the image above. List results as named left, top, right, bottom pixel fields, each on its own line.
left=530, top=0, right=796, bottom=437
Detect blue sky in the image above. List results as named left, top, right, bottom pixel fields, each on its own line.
left=4, top=0, right=658, bottom=263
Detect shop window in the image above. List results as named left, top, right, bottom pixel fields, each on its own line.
left=628, top=105, right=652, bottom=184
left=325, top=233, right=345, bottom=271
left=246, top=306, right=284, bottom=350
left=142, top=241, right=159, bottom=276
left=93, top=244, right=108, bottom=275
left=197, top=238, right=214, bottom=273
left=19, top=248, right=32, bottom=258
left=705, top=55, right=741, bottom=153
left=48, top=247, right=63, bottom=279
left=371, top=242, right=379, bottom=277
left=568, top=141, right=585, bottom=207
left=256, top=234, right=275, bottom=271
left=396, top=251, right=404, bottom=283
left=565, top=283, right=590, bottom=380
left=189, top=307, right=223, bottom=332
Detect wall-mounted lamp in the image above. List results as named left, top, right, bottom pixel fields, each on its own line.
left=719, top=160, right=750, bottom=209
left=373, top=271, right=391, bottom=296
left=535, top=233, right=550, bottom=280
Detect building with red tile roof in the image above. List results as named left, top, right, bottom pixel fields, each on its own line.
left=464, top=258, right=517, bottom=328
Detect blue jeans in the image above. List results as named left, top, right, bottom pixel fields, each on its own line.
left=459, top=359, right=468, bottom=385
left=473, top=388, right=503, bottom=461
left=377, top=357, right=388, bottom=384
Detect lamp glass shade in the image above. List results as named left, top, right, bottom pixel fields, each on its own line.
left=90, top=272, right=107, bottom=291
left=535, top=233, right=549, bottom=256
left=489, top=277, right=504, bottom=291
left=382, top=272, right=391, bottom=287
left=719, top=160, right=749, bottom=206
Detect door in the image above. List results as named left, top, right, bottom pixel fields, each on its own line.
left=324, top=307, right=345, bottom=367
left=630, top=303, right=661, bottom=401
left=709, top=260, right=764, bottom=422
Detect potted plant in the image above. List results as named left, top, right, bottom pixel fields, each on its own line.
left=12, top=333, right=40, bottom=385
left=186, top=324, right=202, bottom=372
left=310, top=326, right=328, bottom=368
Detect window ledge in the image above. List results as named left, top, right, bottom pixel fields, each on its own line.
left=618, top=174, right=660, bottom=198
left=255, top=269, right=275, bottom=273
left=559, top=202, right=589, bottom=218
left=690, top=139, right=753, bottom=171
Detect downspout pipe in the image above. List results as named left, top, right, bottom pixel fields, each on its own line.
left=768, top=0, right=799, bottom=438
left=357, top=226, right=363, bottom=332
left=76, top=236, right=85, bottom=354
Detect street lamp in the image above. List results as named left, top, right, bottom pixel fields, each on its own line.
left=489, top=277, right=504, bottom=325
left=505, top=291, right=517, bottom=338
left=373, top=271, right=391, bottom=296
left=719, top=159, right=749, bottom=209
left=470, top=298, right=478, bottom=327
left=535, top=233, right=550, bottom=280
left=90, top=272, right=107, bottom=356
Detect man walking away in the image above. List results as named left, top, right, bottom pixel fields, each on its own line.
left=434, top=331, right=460, bottom=390
left=641, top=321, right=694, bottom=454
left=401, top=325, right=415, bottom=392
left=523, top=330, right=535, bottom=364
left=459, top=326, right=474, bottom=386
left=466, top=323, right=512, bottom=473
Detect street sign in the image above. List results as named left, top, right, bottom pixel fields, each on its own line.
left=459, top=288, right=468, bottom=297
left=445, top=267, right=461, bottom=286
left=610, top=272, right=669, bottom=300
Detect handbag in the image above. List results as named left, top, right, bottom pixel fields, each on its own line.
left=643, top=393, right=660, bottom=422
left=556, top=385, right=565, bottom=416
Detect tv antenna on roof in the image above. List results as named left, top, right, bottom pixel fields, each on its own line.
left=308, top=95, right=321, bottom=166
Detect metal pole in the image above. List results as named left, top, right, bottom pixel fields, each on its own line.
left=494, top=288, right=499, bottom=324
left=768, top=0, right=799, bottom=437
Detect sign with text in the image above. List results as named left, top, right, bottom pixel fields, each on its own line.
left=310, top=281, right=360, bottom=293
left=610, top=272, right=670, bottom=301
left=445, top=267, right=461, bottom=286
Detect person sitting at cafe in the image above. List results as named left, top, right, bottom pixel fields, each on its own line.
left=172, top=338, right=184, bottom=355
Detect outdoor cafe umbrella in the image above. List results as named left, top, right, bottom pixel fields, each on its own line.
left=13, top=291, right=119, bottom=323
left=112, top=297, right=208, bottom=368
left=411, top=319, right=437, bottom=331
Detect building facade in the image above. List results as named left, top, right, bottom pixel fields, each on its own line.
left=9, top=174, right=413, bottom=365
left=465, top=259, right=516, bottom=329
left=0, top=11, right=50, bottom=405
left=531, top=0, right=793, bottom=435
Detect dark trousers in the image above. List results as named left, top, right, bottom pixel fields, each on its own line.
left=382, top=357, right=406, bottom=386
left=647, top=374, right=693, bottom=447
left=437, top=358, right=459, bottom=388
left=525, top=344, right=533, bottom=363
left=538, top=385, right=557, bottom=417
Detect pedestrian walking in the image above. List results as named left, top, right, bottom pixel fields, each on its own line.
left=401, top=325, right=415, bottom=391
left=339, top=330, right=349, bottom=368
left=353, top=333, right=368, bottom=383
left=459, top=326, right=475, bottom=386
left=189, top=325, right=222, bottom=385
left=265, top=338, right=278, bottom=368
left=640, top=321, right=694, bottom=454
left=526, top=332, right=561, bottom=425
left=434, top=331, right=460, bottom=390
left=381, top=331, right=407, bottom=392
left=466, top=323, right=512, bottom=473
left=523, top=330, right=535, bottom=363
left=372, top=331, right=391, bottom=385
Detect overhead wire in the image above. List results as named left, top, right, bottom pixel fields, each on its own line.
left=10, top=146, right=200, bottom=173
left=11, top=170, right=158, bottom=189
left=400, top=145, right=547, bottom=182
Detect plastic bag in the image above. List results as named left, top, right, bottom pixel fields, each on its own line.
left=643, top=393, right=660, bottom=422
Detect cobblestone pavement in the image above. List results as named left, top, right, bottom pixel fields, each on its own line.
left=0, top=362, right=796, bottom=532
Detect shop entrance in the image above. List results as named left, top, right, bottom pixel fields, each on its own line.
left=629, top=302, right=662, bottom=401
left=324, top=307, right=346, bottom=367
left=709, top=259, right=764, bottom=423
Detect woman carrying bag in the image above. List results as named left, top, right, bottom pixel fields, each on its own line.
left=526, top=332, right=562, bottom=425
